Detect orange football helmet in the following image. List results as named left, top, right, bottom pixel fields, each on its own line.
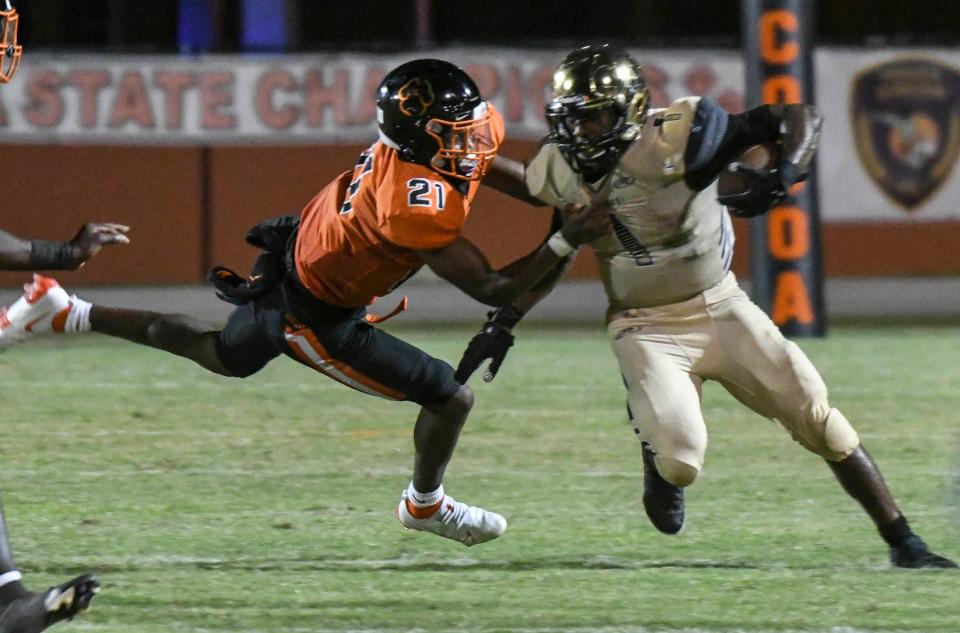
left=1, top=0, right=22, bottom=84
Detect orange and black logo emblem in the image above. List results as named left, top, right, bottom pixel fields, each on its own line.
left=397, top=78, right=435, bottom=117
left=852, top=58, right=960, bottom=211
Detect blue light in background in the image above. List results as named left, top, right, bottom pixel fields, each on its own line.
left=241, top=0, right=289, bottom=51
left=178, top=0, right=217, bottom=52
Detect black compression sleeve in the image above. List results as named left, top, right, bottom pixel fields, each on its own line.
left=684, top=105, right=783, bottom=191
left=29, top=239, right=75, bottom=270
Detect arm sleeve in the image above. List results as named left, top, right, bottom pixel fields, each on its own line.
left=683, top=100, right=783, bottom=191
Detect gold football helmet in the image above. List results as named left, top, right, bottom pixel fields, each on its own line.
left=546, top=45, right=650, bottom=179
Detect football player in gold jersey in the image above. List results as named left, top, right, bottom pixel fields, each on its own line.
left=457, top=44, right=955, bottom=569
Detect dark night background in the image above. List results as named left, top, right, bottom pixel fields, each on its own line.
left=13, top=0, right=960, bottom=53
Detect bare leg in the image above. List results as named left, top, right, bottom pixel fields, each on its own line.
left=398, top=384, right=505, bottom=546
left=828, top=444, right=956, bottom=568
left=411, top=385, right=475, bottom=492
left=90, top=307, right=231, bottom=376
left=827, top=445, right=900, bottom=527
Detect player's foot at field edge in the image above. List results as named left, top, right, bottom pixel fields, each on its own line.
left=889, top=535, right=958, bottom=569
left=0, top=574, right=100, bottom=633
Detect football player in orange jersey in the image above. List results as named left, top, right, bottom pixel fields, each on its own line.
left=0, top=3, right=122, bottom=630
left=0, top=59, right=610, bottom=546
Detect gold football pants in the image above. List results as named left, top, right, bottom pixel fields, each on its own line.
left=608, top=273, right=860, bottom=485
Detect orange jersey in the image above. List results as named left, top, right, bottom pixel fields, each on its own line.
left=294, top=107, right=505, bottom=308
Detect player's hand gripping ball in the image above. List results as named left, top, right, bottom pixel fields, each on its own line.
left=717, top=143, right=799, bottom=218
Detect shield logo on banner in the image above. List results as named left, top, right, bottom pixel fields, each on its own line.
left=851, top=58, right=960, bottom=211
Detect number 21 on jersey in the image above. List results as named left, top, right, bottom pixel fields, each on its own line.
left=406, top=178, right=446, bottom=210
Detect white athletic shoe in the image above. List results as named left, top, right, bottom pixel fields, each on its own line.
left=397, top=489, right=507, bottom=547
left=0, top=275, right=74, bottom=349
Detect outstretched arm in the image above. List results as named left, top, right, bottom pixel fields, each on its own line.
left=454, top=209, right=575, bottom=383
left=0, top=223, right=130, bottom=271
left=416, top=204, right=607, bottom=308
left=483, top=155, right=549, bottom=206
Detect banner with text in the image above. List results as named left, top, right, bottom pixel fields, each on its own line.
left=0, top=50, right=743, bottom=144
left=741, top=0, right=825, bottom=337
left=2, top=48, right=959, bottom=222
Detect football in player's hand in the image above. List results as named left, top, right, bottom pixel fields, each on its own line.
left=717, top=142, right=781, bottom=197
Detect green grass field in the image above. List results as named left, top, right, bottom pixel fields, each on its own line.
left=1, top=323, right=958, bottom=632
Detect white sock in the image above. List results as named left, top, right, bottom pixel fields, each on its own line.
left=64, top=296, right=92, bottom=333
left=0, top=570, right=22, bottom=589
left=406, top=482, right=443, bottom=507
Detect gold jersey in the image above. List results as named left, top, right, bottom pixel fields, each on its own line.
left=526, top=97, right=735, bottom=315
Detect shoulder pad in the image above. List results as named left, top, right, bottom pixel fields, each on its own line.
left=525, top=142, right=588, bottom=208
left=652, top=97, right=701, bottom=160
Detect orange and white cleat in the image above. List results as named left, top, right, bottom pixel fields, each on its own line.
left=397, top=488, right=507, bottom=547
left=0, top=275, right=88, bottom=350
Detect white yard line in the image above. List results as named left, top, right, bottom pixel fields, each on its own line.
left=37, top=553, right=809, bottom=572
left=71, top=624, right=910, bottom=633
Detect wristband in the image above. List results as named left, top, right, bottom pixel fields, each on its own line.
left=546, top=231, right=575, bottom=257
left=29, top=240, right=75, bottom=270
left=489, top=305, right=524, bottom=329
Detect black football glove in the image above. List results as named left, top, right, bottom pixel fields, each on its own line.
left=718, top=162, right=804, bottom=218
left=454, top=306, right=523, bottom=384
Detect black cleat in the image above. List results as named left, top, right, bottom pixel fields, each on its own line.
left=641, top=442, right=685, bottom=535
left=0, top=574, right=101, bottom=633
left=890, top=535, right=958, bottom=569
